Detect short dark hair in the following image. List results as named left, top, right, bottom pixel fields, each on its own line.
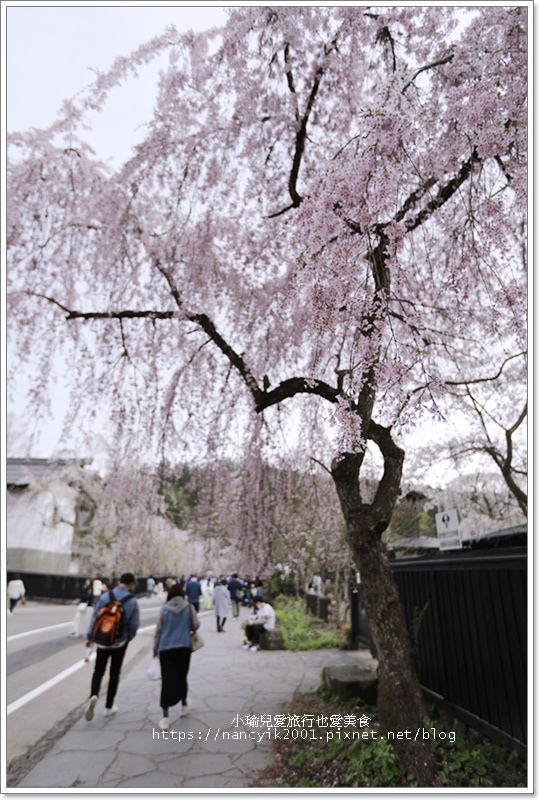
left=167, top=582, right=185, bottom=601
left=120, top=572, right=135, bottom=585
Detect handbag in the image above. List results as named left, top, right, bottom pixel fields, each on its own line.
left=189, top=604, right=205, bottom=652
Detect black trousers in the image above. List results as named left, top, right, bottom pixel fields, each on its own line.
left=245, top=623, right=266, bottom=644
left=159, top=647, right=191, bottom=710
left=9, top=597, right=21, bottom=612
left=91, top=643, right=128, bottom=708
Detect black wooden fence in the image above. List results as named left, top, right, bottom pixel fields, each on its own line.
left=352, top=547, right=527, bottom=756
left=305, top=593, right=329, bottom=621
left=6, top=571, right=148, bottom=601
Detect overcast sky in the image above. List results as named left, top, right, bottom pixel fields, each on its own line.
left=5, top=3, right=230, bottom=459
left=6, top=4, right=229, bottom=166
left=4, top=2, right=478, bottom=487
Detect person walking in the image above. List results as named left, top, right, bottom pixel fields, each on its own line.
left=228, top=573, right=243, bottom=618
left=185, top=575, right=202, bottom=612
left=153, top=582, right=200, bottom=729
left=91, top=576, right=103, bottom=604
left=7, top=574, right=26, bottom=614
left=84, top=572, right=140, bottom=720
left=146, top=575, right=156, bottom=598
left=214, top=578, right=230, bottom=632
left=71, top=578, right=93, bottom=636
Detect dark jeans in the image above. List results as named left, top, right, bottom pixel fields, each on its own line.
left=189, top=601, right=200, bottom=613
left=245, top=623, right=266, bottom=645
left=216, top=617, right=226, bottom=631
left=91, top=643, right=128, bottom=708
left=9, top=597, right=21, bottom=612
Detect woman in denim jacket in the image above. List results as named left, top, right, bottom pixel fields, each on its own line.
left=153, top=582, right=200, bottom=729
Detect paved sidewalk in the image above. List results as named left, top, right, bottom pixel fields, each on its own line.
left=14, top=607, right=376, bottom=789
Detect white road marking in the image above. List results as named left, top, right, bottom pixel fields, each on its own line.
left=6, top=606, right=162, bottom=642
left=6, top=623, right=158, bottom=715
left=7, top=622, right=73, bottom=642
left=7, top=652, right=97, bottom=715
left=6, top=609, right=213, bottom=714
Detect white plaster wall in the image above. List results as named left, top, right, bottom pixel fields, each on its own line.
left=7, top=479, right=78, bottom=557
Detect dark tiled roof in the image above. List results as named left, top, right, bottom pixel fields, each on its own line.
left=6, top=457, right=91, bottom=486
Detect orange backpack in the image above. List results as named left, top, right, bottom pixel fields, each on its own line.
left=90, top=590, right=133, bottom=647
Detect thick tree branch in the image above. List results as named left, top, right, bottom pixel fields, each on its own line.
left=254, top=376, right=340, bottom=412
left=269, top=40, right=338, bottom=217
left=368, top=420, right=405, bottom=527
left=30, top=288, right=340, bottom=414
left=404, top=148, right=480, bottom=233
left=401, top=52, right=454, bottom=94
left=22, top=292, right=177, bottom=321
left=444, top=351, right=527, bottom=386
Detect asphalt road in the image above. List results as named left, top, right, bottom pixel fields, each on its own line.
left=6, top=597, right=165, bottom=766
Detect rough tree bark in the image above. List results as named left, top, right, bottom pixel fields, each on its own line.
left=331, top=426, right=438, bottom=785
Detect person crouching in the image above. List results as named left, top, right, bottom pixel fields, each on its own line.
left=243, top=598, right=276, bottom=651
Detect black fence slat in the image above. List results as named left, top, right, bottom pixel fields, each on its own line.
left=353, top=547, right=527, bottom=755
left=467, top=570, right=496, bottom=725
left=488, top=569, right=526, bottom=743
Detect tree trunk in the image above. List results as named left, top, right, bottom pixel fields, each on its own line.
left=334, top=566, right=341, bottom=627
left=331, top=432, right=438, bottom=786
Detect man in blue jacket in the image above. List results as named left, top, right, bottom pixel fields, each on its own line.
left=185, top=575, right=202, bottom=612
left=84, top=572, right=140, bottom=720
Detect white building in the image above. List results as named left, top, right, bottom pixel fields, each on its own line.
left=6, top=458, right=95, bottom=575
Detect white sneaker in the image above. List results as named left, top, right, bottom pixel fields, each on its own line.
left=242, top=643, right=251, bottom=650
left=159, top=716, right=170, bottom=729
left=85, top=695, right=98, bottom=721
left=181, top=700, right=190, bottom=716
left=250, top=645, right=260, bottom=652
left=103, top=705, right=118, bottom=717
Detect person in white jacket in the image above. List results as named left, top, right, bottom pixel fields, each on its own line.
left=243, top=599, right=275, bottom=651
left=7, top=575, right=26, bottom=614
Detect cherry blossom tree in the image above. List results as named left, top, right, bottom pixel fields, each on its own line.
left=7, top=6, right=527, bottom=783
left=77, top=457, right=186, bottom=576
left=444, top=352, right=527, bottom=516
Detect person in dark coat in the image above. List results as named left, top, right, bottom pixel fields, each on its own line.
left=228, top=573, right=244, bottom=618
left=185, top=575, right=202, bottom=612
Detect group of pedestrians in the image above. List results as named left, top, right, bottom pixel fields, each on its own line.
left=79, top=568, right=276, bottom=728
left=82, top=572, right=200, bottom=729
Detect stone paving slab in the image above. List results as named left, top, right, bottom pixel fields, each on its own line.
left=16, top=607, right=375, bottom=789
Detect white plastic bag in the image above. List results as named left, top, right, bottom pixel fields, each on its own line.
left=147, top=656, right=161, bottom=681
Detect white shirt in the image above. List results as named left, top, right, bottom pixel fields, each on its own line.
left=7, top=579, right=26, bottom=600
left=256, top=602, right=276, bottom=631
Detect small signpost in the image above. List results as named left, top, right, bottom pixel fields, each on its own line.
left=435, top=508, right=462, bottom=550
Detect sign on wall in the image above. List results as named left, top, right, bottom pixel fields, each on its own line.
left=435, top=508, right=462, bottom=550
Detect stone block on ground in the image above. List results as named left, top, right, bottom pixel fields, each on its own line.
left=259, top=629, right=284, bottom=650
left=322, top=664, right=378, bottom=704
